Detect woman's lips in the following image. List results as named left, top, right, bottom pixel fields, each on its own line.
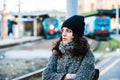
left=62, top=38, right=67, bottom=41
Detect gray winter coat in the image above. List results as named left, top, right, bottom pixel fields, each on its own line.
left=42, top=50, right=95, bottom=80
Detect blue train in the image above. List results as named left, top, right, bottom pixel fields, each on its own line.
left=84, top=16, right=111, bottom=40
left=42, top=17, right=61, bottom=39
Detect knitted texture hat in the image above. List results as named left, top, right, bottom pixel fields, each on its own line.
left=61, top=15, right=85, bottom=37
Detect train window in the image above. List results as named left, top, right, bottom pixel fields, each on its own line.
left=96, top=19, right=109, bottom=26
left=46, top=18, right=58, bottom=26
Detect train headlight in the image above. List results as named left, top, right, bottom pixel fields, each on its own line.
left=102, top=27, right=104, bottom=30
left=49, top=24, right=54, bottom=30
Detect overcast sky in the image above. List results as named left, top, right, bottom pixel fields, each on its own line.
left=0, top=0, right=66, bottom=12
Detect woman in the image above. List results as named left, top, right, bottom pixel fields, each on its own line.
left=42, top=15, right=95, bottom=80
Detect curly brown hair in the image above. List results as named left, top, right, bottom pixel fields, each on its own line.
left=52, top=34, right=90, bottom=58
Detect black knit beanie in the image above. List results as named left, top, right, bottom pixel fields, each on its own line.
left=61, top=15, right=85, bottom=37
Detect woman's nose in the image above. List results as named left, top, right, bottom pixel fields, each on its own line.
left=62, top=32, right=66, bottom=37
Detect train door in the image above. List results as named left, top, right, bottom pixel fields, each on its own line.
left=22, top=16, right=34, bottom=36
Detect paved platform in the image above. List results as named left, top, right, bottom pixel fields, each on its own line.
left=111, top=35, right=120, bottom=43
left=0, top=36, right=43, bottom=48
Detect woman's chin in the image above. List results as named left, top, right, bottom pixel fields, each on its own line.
left=62, top=41, right=68, bottom=44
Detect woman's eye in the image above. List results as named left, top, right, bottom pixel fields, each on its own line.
left=61, top=28, right=72, bottom=33
left=67, top=29, right=72, bottom=33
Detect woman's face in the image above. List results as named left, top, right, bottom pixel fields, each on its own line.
left=61, top=27, right=74, bottom=44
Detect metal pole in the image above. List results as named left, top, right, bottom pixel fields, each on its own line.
left=116, top=0, right=119, bottom=35
left=1, top=0, right=8, bottom=39
left=0, top=1, right=3, bottom=39
left=33, top=17, right=37, bottom=36
left=66, top=0, right=78, bottom=18
left=18, top=0, right=22, bottom=38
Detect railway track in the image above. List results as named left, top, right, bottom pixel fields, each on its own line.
left=12, top=68, right=44, bottom=80
left=12, top=39, right=101, bottom=80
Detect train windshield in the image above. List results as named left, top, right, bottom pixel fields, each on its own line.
left=96, top=18, right=109, bottom=26
left=46, top=18, right=58, bottom=26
